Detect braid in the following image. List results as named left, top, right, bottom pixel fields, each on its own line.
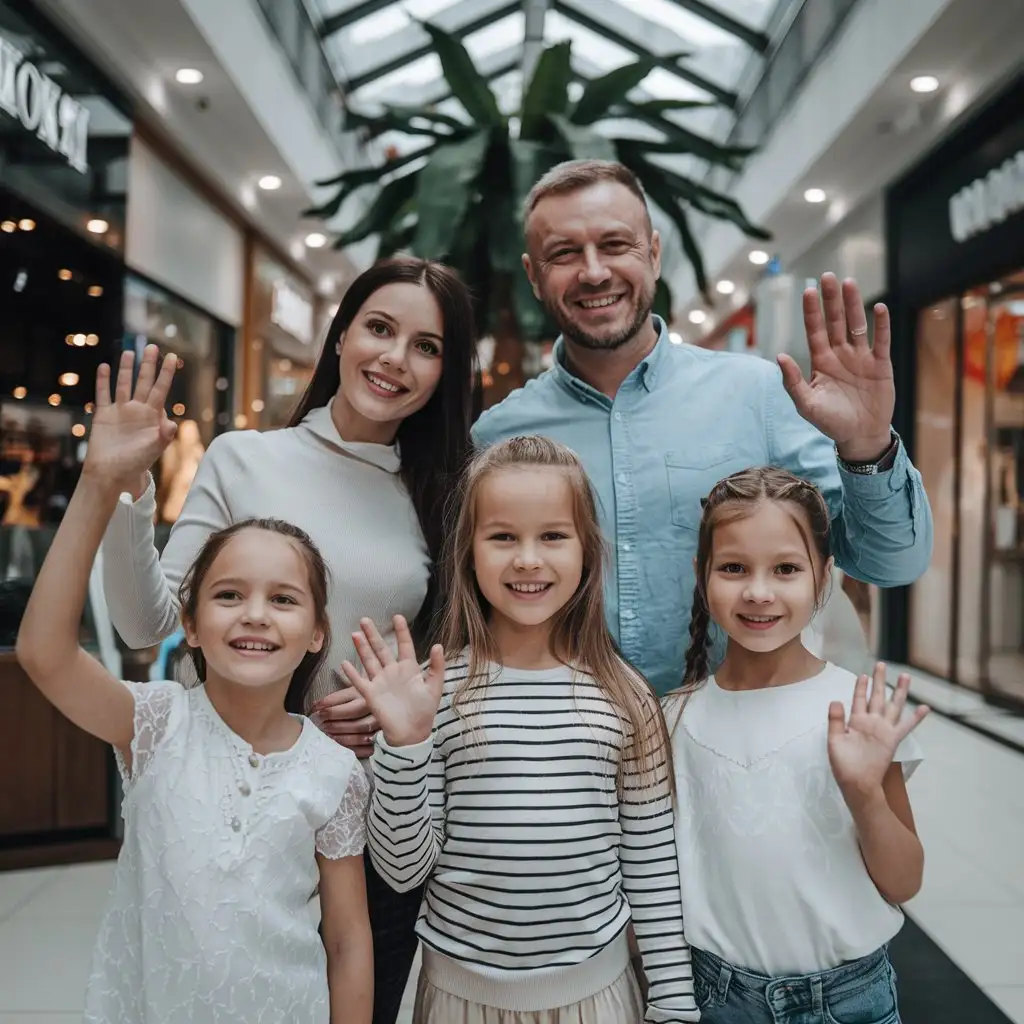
left=682, top=583, right=712, bottom=689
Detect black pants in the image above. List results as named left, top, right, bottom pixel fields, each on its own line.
left=365, top=850, right=425, bottom=1024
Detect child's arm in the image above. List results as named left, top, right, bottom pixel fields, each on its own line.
left=17, top=348, right=179, bottom=755
left=828, top=664, right=929, bottom=905
left=318, top=852, right=373, bottom=1024
left=619, top=697, right=700, bottom=1023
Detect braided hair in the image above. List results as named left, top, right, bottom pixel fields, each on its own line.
left=678, top=466, right=832, bottom=694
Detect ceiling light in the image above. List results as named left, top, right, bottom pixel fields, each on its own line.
left=88, top=285, right=103, bottom=297
left=668, top=332, right=684, bottom=345
left=716, top=280, right=736, bottom=295
left=86, top=333, right=99, bottom=346
left=749, top=250, right=770, bottom=265
left=59, top=372, right=80, bottom=386
left=251, top=399, right=265, bottom=412
left=86, top=218, right=109, bottom=234
left=73, top=333, right=87, bottom=347
left=48, top=393, right=61, bottom=406
left=72, top=423, right=86, bottom=438
left=172, top=403, right=186, bottom=416
left=175, top=68, right=204, bottom=85
left=910, top=75, right=939, bottom=94
left=18, top=219, right=35, bottom=231
left=1, top=221, right=15, bottom=233
left=12, top=386, right=27, bottom=399
left=258, top=175, right=282, bottom=191
left=58, top=268, right=72, bottom=281
left=304, top=232, right=328, bottom=249
left=85, top=402, right=94, bottom=413
left=165, top=324, right=178, bottom=338
left=688, top=310, right=707, bottom=325
left=804, top=188, right=827, bottom=204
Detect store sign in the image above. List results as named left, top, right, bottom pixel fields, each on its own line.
left=271, top=280, right=314, bottom=346
left=0, top=34, right=90, bottom=174
left=948, top=150, right=1024, bottom=243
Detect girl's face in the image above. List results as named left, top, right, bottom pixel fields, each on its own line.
left=333, top=281, right=445, bottom=444
left=704, top=499, right=829, bottom=655
left=472, top=467, right=584, bottom=635
left=184, top=528, right=325, bottom=694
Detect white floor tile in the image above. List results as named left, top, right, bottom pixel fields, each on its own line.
left=12, top=863, right=116, bottom=922
left=0, top=1015, right=83, bottom=1023
left=0, top=869, right=60, bottom=924
left=0, top=915, right=97, bottom=1012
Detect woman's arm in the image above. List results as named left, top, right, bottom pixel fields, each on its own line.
left=17, top=349, right=179, bottom=751
left=318, top=853, right=373, bottom=1024
left=101, top=433, right=235, bottom=649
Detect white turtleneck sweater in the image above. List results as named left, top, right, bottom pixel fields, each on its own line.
left=100, top=403, right=431, bottom=708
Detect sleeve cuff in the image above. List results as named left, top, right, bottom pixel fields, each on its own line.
left=117, top=472, right=157, bottom=516
left=837, top=438, right=911, bottom=495
left=374, top=733, right=434, bottom=766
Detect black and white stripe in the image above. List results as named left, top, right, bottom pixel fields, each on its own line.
left=367, top=658, right=698, bottom=1021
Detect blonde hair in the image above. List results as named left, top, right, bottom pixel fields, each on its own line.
left=680, top=466, right=833, bottom=691
left=439, top=435, right=671, bottom=792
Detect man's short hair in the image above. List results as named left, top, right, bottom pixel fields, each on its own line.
left=523, top=159, right=653, bottom=233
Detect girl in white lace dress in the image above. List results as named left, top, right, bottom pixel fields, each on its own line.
left=16, top=347, right=373, bottom=1024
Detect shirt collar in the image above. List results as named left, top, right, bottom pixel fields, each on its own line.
left=299, top=400, right=402, bottom=474
left=551, top=315, right=672, bottom=401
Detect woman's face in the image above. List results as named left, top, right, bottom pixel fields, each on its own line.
left=333, top=282, right=445, bottom=444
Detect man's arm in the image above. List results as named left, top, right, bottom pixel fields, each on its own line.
left=767, top=367, right=933, bottom=586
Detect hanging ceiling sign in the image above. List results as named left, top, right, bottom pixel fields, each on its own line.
left=0, top=34, right=90, bottom=174
left=948, top=149, right=1024, bottom=243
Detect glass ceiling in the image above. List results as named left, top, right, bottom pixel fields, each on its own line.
left=311, top=0, right=783, bottom=137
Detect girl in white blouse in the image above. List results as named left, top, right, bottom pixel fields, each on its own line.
left=100, top=257, right=477, bottom=1024
left=666, top=466, right=929, bottom=1024
left=17, top=349, right=371, bottom=1024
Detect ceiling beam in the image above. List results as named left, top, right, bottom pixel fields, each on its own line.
left=521, top=0, right=551, bottom=93
left=662, top=0, right=769, bottom=53
left=553, top=0, right=738, bottom=109
left=320, top=0, right=396, bottom=39
left=341, top=0, right=519, bottom=92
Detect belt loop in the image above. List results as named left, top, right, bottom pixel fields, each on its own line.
left=717, top=963, right=732, bottom=1003
left=811, top=975, right=823, bottom=1015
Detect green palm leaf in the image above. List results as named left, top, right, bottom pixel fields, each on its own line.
left=653, top=277, right=674, bottom=322
left=331, top=172, right=420, bottom=249
left=418, top=21, right=503, bottom=127
left=639, top=165, right=709, bottom=300
left=520, top=41, right=572, bottom=139
left=549, top=114, right=616, bottom=161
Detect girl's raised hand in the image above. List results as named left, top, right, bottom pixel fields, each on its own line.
left=340, top=615, right=445, bottom=749
left=84, top=346, right=179, bottom=493
left=827, top=663, right=928, bottom=803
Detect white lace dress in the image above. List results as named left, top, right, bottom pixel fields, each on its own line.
left=84, top=681, right=370, bottom=1023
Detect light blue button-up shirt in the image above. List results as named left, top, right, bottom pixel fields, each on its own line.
left=472, top=318, right=933, bottom=696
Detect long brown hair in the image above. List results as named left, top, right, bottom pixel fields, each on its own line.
left=439, top=435, right=671, bottom=791
left=177, top=519, right=332, bottom=714
left=680, top=466, right=832, bottom=692
left=288, top=257, right=476, bottom=650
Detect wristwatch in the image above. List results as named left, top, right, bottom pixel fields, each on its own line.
left=836, top=430, right=900, bottom=475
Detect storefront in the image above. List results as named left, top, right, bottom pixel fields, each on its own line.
left=0, top=0, right=132, bottom=863
left=244, top=247, right=321, bottom=431
left=886, top=72, right=1024, bottom=709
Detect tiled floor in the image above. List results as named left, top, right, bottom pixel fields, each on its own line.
left=1, top=700, right=1021, bottom=1023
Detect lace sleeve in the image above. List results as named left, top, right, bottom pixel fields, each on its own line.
left=316, top=764, right=370, bottom=859
left=113, top=681, right=184, bottom=790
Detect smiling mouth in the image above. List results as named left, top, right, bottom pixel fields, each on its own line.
left=229, top=640, right=281, bottom=654
left=363, top=371, right=408, bottom=396
left=506, top=582, right=553, bottom=598
left=576, top=294, right=625, bottom=311
left=737, top=614, right=782, bottom=630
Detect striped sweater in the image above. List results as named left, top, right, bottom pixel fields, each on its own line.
left=367, top=657, right=698, bottom=1021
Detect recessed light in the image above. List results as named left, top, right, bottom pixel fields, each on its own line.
left=749, top=250, right=770, bottom=265
left=172, top=403, right=186, bottom=416
left=304, top=232, right=328, bottom=249
left=58, top=268, right=72, bottom=281
left=86, top=218, right=109, bottom=234
left=688, top=310, right=707, bottom=325
left=72, top=423, right=86, bottom=438
left=175, top=68, right=204, bottom=85
left=258, top=175, right=282, bottom=191
left=910, top=75, right=939, bottom=94
left=88, top=285, right=104, bottom=297
left=804, top=188, right=827, bottom=204
left=18, top=219, right=35, bottom=231
left=13, top=386, right=27, bottom=399
left=59, top=372, right=80, bottom=386
left=1, top=221, right=15, bottom=233
left=73, top=333, right=87, bottom=347
left=716, top=280, right=736, bottom=295
left=86, top=333, right=99, bottom=346
left=48, top=393, right=62, bottom=406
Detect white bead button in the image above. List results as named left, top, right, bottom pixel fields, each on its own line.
left=230, top=816, right=241, bottom=832
left=239, top=782, right=251, bottom=797
left=248, top=754, right=259, bottom=768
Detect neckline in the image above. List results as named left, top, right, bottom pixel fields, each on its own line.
left=709, top=661, right=833, bottom=696
left=194, top=686, right=310, bottom=761
left=300, top=401, right=402, bottom=474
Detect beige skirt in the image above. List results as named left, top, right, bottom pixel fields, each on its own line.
left=412, top=964, right=644, bottom=1024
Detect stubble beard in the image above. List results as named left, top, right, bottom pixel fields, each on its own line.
left=545, top=281, right=656, bottom=352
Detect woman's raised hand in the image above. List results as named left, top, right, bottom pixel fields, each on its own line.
left=341, top=615, right=445, bottom=749
left=84, top=346, right=179, bottom=494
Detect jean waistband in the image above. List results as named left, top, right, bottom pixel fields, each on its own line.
left=692, top=946, right=891, bottom=1014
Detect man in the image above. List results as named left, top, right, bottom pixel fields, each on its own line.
left=472, top=160, right=932, bottom=696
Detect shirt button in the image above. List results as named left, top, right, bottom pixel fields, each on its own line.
left=239, top=782, right=251, bottom=797
left=248, top=754, right=259, bottom=768
left=613, top=411, right=622, bottom=420
left=230, top=816, right=241, bottom=832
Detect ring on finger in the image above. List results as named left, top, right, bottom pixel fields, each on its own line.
left=849, top=325, right=868, bottom=337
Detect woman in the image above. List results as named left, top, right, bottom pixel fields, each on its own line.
left=101, top=256, right=476, bottom=1024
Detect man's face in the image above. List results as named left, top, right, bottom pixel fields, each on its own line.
left=524, top=181, right=661, bottom=351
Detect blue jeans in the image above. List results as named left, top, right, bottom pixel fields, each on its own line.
left=692, top=946, right=901, bottom=1024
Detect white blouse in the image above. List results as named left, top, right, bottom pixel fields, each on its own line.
left=668, top=662, right=923, bottom=977
left=84, top=681, right=369, bottom=1024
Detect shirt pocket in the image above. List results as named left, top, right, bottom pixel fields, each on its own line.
left=665, top=445, right=740, bottom=530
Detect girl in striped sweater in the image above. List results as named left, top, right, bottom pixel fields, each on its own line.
left=343, top=435, right=698, bottom=1024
